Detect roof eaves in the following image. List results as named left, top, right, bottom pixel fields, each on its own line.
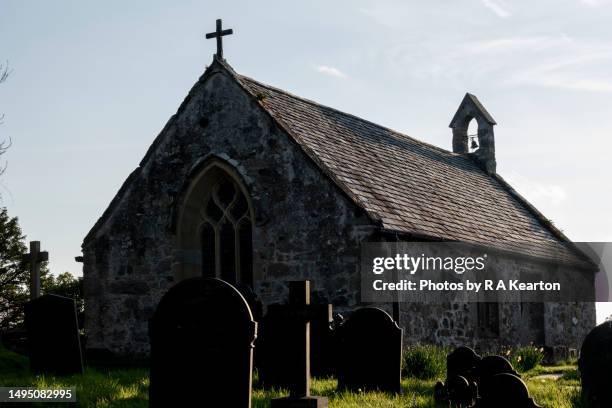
left=82, top=168, right=141, bottom=246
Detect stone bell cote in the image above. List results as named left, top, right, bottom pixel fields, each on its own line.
left=449, top=93, right=497, bottom=174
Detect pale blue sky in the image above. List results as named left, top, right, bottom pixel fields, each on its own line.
left=1, top=1, right=611, bottom=320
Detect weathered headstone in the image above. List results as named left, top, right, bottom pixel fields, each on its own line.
left=336, top=307, right=403, bottom=393
left=149, top=277, right=257, bottom=408
left=269, top=281, right=328, bottom=408
left=579, top=321, right=612, bottom=408
left=473, top=373, right=541, bottom=408
left=24, top=294, right=83, bottom=375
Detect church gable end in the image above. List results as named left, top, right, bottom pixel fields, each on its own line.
left=82, top=59, right=376, bottom=355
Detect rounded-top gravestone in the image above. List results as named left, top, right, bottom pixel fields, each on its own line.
left=336, top=307, right=403, bottom=393
left=476, top=354, right=519, bottom=394
left=579, top=321, right=612, bottom=408
left=435, top=346, right=481, bottom=405
left=149, top=277, right=257, bottom=408
left=474, top=373, right=541, bottom=408
left=447, top=346, right=481, bottom=380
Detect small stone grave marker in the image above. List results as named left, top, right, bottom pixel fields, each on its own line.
left=24, top=294, right=83, bottom=375
left=149, top=277, right=257, bottom=408
left=579, top=321, right=612, bottom=408
left=336, top=307, right=403, bottom=393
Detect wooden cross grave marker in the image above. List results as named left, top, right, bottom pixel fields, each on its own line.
left=22, top=241, right=48, bottom=300
left=270, top=280, right=328, bottom=408
left=205, top=18, right=233, bottom=59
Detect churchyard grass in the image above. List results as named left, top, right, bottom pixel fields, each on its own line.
left=0, top=346, right=582, bottom=407
left=401, top=344, right=449, bottom=380
left=0, top=346, right=149, bottom=407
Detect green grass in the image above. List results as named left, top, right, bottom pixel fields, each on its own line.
left=401, top=345, right=449, bottom=380
left=0, top=346, right=583, bottom=407
left=0, top=346, right=149, bottom=407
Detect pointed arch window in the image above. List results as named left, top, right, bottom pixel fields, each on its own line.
left=200, top=177, right=253, bottom=286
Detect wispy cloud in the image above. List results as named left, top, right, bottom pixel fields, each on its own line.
left=314, top=65, right=347, bottom=79
left=384, top=34, right=612, bottom=93
left=505, top=171, right=568, bottom=206
left=466, top=36, right=612, bottom=92
left=481, top=0, right=512, bottom=18
left=579, top=0, right=612, bottom=6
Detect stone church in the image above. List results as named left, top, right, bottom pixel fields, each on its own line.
left=82, top=49, right=596, bottom=357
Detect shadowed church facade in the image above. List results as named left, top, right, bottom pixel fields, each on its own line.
left=82, top=48, right=596, bottom=357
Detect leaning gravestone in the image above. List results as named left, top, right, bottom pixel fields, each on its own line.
left=336, top=307, right=403, bottom=393
left=24, top=294, right=83, bottom=375
left=149, top=277, right=257, bottom=408
left=579, top=321, right=612, bottom=408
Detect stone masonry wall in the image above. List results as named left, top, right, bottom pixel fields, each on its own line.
left=82, top=65, right=376, bottom=356
left=399, top=251, right=595, bottom=352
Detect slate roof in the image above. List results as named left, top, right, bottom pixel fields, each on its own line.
left=224, top=63, right=591, bottom=268
left=83, top=58, right=592, bottom=268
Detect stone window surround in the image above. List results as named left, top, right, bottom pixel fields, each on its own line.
left=174, top=158, right=255, bottom=283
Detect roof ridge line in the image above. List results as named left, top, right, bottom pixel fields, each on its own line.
left=218, top=62, right=384, bottom=226
left=236, top=73, right=458, bottom=157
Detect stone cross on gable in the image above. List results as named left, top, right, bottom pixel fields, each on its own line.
left=270, top=280, right=328, bottom=408
left=22, top=241, right=48, bottom=300
left=205, top=19, right=233, bottom=59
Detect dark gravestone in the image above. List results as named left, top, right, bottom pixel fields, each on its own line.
left=473, top=373, right=541, bottom=408
left=24, top=294, right=83, bottom=375
left=435, top=346, right=481, bottom=405
left=476, top=355, right=519, bottom=392
left=336, top=307, right=403, bottom=393
left=258, top=304, right=333, bottom=387
left=309, top=305, right=335, bottom=377
left=269, top=281, right=328, bottom=408
left=435, top=348, right=522, bottom=407
left=149, top=278, right=257, bottom=408
left=447, top=346, right=481, bottom=380
left=579, top=321, right=612, bottom=408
